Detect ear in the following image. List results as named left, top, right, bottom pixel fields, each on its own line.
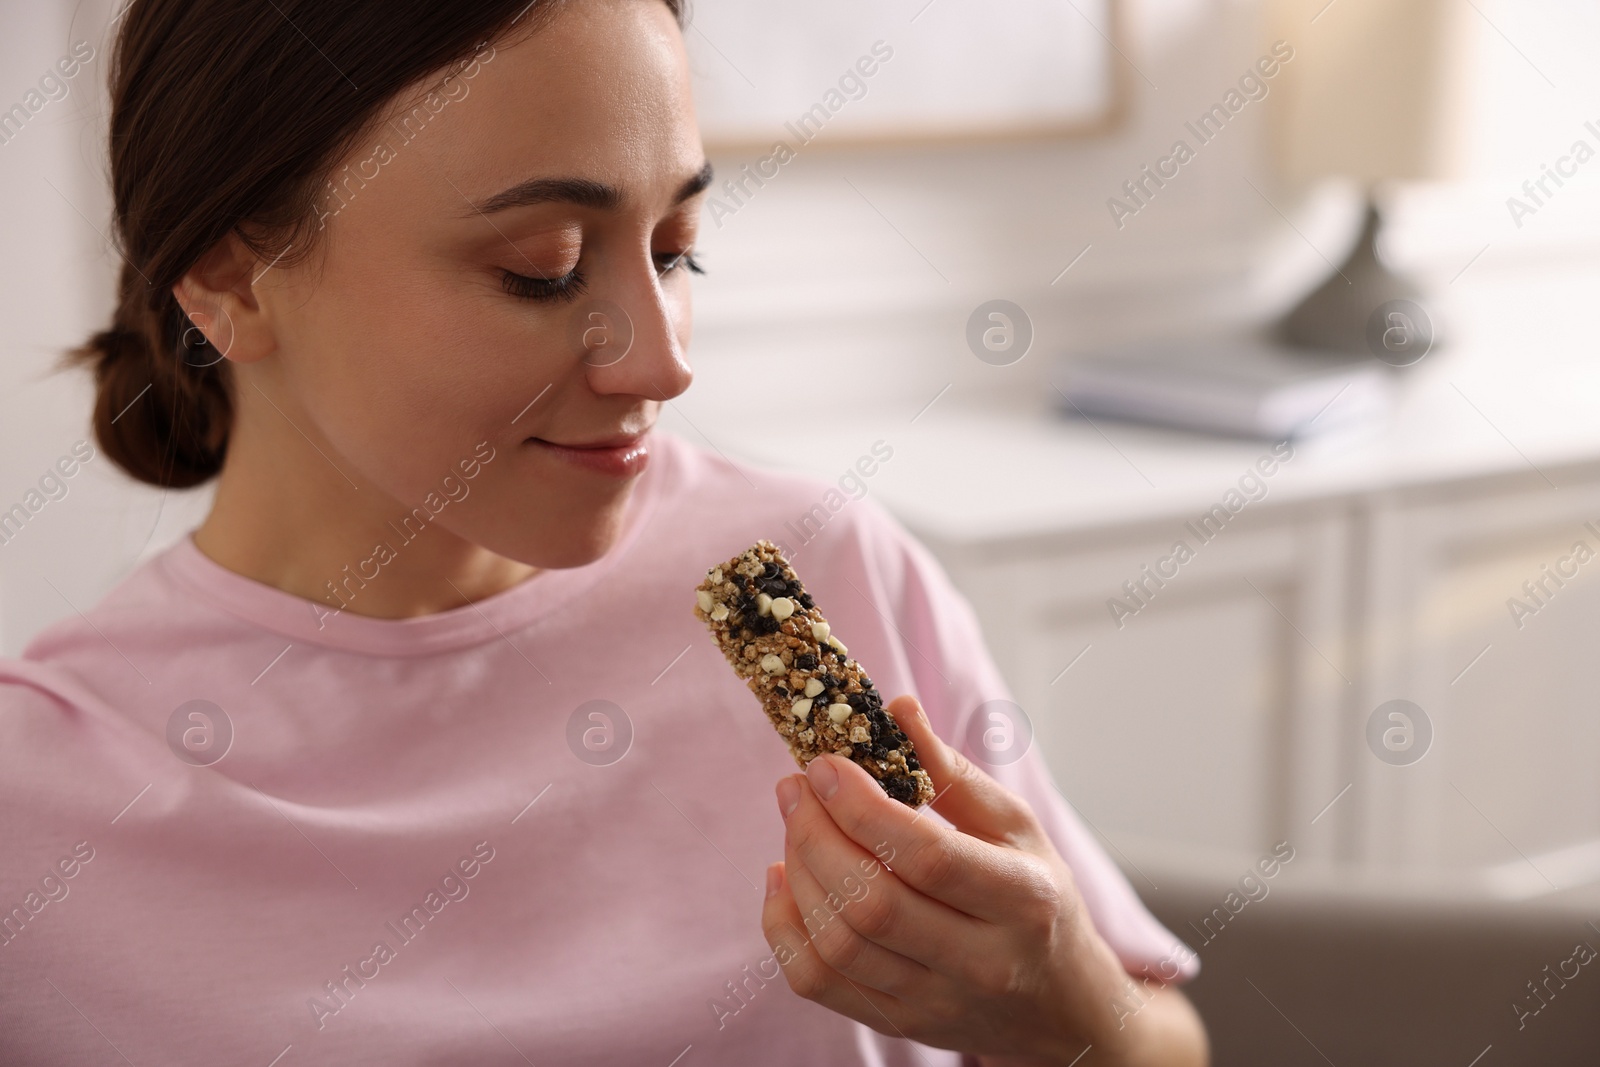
left=170, top=231, right=276, bottom=366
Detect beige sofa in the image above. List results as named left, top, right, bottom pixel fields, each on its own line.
left=1140, top=880, right=1600, bottom=1065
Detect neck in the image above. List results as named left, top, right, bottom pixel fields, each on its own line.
left=193, top=411, right=537, bottom=621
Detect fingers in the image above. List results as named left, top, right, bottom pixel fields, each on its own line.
left=783, top=769, right=986, bottom=967
left=890, top=694, right=1046, bottom=850
left=795, top=748, right=1050, bottom=925
left=759, top=860, right=909, bottom=1034
left=782, top=830, right=930, bottom=997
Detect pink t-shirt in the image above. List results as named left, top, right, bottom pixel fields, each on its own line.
left=0, top=430, right=1194, bottom=1066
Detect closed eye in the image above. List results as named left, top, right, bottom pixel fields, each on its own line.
left=502, top=251, right=702, bottom=302
left=501, top=268, right=587, bottom=303
left=655, top=250, right=705, bottom=276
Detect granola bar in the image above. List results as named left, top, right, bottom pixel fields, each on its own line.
left=693, top=539, right=936, bottom=808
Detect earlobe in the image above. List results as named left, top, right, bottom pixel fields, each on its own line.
left=174, top=302, right=235, bottom=368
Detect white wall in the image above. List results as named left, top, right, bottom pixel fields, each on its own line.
left=682, top=0, right=1294, bottom=415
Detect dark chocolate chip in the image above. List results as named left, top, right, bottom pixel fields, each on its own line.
left=882, top=776, right=915, bottom=803
left=847, top=691, right=884, bottom=715
left=733, top=588, right=781, bottom=634
left=795, top=653, right=817, bottom=671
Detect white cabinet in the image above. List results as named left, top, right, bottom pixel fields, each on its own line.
left=925, top=502, right=1355, bottom=871
left=922, top=460, right=1600, bottom=894
left=1355, top=463, right=1600, bottom=892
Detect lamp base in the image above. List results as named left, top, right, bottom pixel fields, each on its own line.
left=1275, top=197, right=1439, bottom=366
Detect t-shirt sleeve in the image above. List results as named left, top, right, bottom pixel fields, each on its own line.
left=847, top=499, right=1200, bottom=985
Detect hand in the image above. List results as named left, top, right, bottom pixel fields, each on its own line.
left=759, top=694, right=1206, bottom=1066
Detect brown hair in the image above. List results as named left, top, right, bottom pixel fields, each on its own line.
left=66, top=0, right=685, bottom=489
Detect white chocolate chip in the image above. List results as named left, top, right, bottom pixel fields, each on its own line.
left=696, top=589, right=713, bottom=613
left=710, top=603, right=729, bottom=622
left=803, top=677, right=824, bottom=698
left=811, top=621, right=830, bottom=643
left=770, top=596, right=795, bottom=621
left=757, top=593, right=773, bottom=616
left=761, top=654, right=785, bottom=674
left=790, top=698, right=813, bottom=719
left=827, top=702, right=852, bottom=724
left=711, top=567, right=723, bottom=584
left=827, top=635, right=847, bottom=655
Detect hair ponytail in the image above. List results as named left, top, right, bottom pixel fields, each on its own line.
left=68, top=262, right=233, bottom=488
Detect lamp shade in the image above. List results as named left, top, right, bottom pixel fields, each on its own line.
left=1269, top=0, right=1475, bottom=184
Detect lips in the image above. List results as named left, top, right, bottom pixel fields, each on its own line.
left=526, top=429, right=651, bottom=478
left=535, top=431, right=645, bottom=450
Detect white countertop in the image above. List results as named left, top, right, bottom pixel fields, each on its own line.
left=671, top=266, right=1600, bottom=546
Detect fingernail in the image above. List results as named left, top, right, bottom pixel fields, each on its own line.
left=806, top=755, right=839, bottom=801
left=765, top=863, right=783, bottom=899
left=776, top=776, right=800, bottom=819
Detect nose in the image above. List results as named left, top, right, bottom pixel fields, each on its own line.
left=575, top=263, right=693, bottom=404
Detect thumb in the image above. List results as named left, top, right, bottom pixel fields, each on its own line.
left=888, top=694, right=1044, bottom=849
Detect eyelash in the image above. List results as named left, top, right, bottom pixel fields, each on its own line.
left=501, top=269, right=587, bottom=303
left=499, top=250, right=706, bottom=304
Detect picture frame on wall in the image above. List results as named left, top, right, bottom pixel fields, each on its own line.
left=683, top=0, right=1128, bottom=150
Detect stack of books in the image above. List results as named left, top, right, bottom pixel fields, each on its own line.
left=1050, top=339, right=1394, bottom=439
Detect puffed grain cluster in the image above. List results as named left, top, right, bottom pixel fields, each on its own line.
left=694, top=539, right=936, bottom=808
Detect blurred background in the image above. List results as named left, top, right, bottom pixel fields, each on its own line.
left=5, top=0, right=1600, bottom=1061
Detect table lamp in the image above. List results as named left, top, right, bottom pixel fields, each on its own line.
left=1266, top=0, right=1474, bottom=358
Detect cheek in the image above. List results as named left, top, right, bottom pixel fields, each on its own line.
left=270, top=259, right=540, bottom=492
left=301, top=285, right=465, bottom=420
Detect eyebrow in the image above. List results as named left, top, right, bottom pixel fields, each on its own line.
left=466, top=160, right=715, bottom=215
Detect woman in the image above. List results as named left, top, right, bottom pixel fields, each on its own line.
left=0, top=1, right=1208, bottom=1063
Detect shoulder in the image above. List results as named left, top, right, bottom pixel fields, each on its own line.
left=649, top=428, right=856, bottom=518
left=1, top=542, right=225, bottom=777
left=650, top=429, right=915, bottom=567
left=0, top=659, right=81, bottom=727
left=0, top=656, right=137, bottom=826
left=650, top=431, right=995, bottom=724
left=0, top=655, right=139, bottom=750
left=17, top=536, right=215, bottom=671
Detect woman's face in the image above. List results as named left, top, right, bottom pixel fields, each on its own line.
left=249, top=0, right=704, bottom=569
